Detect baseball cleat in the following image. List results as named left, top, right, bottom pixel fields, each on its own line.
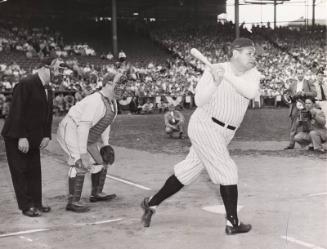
left=225, top=222, right=252, bottom=235
left=141, top=197, right=155, bottom=227
left=89, top=193, right=117, bottom=202
left=66, top=202, right=90, bottom=213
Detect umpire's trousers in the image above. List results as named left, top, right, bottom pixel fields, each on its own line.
left=4, top=138, right=42, bottom=211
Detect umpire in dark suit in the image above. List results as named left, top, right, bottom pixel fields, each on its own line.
left=1, top=57, right=66, bottom=217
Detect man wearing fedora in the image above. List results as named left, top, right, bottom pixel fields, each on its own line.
left=2, top=58, right=66, bottom=217
left=284, top=68, right=317, bottom=149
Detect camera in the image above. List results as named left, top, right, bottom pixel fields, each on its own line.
left=299, top=109, right=311, bottom=132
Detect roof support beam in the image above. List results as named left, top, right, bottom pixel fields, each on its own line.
left=112, top=0, right=118, bottom=57
left=274, top=0, right=277, bottom=28
left=235, top=0, right=240, bottom=38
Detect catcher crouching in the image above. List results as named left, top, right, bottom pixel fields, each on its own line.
left=57, top=72, right=124, bottom=212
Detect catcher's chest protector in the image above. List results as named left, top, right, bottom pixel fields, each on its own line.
left=88, top=93, right=116, bottom=144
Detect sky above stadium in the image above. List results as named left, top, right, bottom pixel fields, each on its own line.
left=225, top=0, right=327, bottom=27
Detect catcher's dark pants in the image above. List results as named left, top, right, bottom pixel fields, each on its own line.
left=4, top=138, right=42, bottom=211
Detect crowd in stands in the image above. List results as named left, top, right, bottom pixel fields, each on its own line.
left=150, top=21, right=326, bottom=108
left=1, top=20, right=326, bottom=117
left=0, top=21, right=96, bottom=59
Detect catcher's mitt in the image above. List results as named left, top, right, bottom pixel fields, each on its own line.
left=100, top=145, right=115, bottom=165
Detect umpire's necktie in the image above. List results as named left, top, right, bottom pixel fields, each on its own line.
left=320, top=84, right=326, bottom=101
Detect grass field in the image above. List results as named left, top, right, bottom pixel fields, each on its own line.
left=48, top=107, right=291, bottom=155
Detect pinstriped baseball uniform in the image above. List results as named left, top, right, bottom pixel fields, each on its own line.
left=174, top=62, right=261, bottom=185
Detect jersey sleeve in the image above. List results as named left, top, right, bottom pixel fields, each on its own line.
left=194, top=67, right=219, bottom=107
left=224, top=66, right=261, bottom=100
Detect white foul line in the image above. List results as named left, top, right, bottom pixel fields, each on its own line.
left=74, top=218, right=124, bottom=226
left=107, top=174, right=151, bottom=190
left=0, top=229, right=49, bottom=238
left=281, top=236, right=326, bottom=249
left=308, top=192, right=327, bottom=197
left=0, top=218, right=123, bottom=239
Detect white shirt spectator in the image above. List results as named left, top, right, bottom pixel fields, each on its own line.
left=118, top=50, right=126, bottom=60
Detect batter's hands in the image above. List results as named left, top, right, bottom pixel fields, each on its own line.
left=210, top=64, right=225, bottom=86
left=40, top=137, right=50, bottom=150
left=18, top=138, right=29, bottom=153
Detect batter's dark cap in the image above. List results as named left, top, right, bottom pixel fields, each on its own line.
left=231, top=37, right=255, bottom=50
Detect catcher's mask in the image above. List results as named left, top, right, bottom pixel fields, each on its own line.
left=43, top=57, right=68, bottom=83
left=100, top=145, right=115, bottom=165
left=103, top=73, right=127, bottom=99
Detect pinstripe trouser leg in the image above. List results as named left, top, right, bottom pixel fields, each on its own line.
left=174, top=112, right=238, bottom=185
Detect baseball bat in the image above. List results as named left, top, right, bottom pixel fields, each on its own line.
left=190, top=48, right=213, bottom=69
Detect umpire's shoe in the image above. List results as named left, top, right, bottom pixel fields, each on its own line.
left=141, top=197, right=155, bottom=227
left=225, top=221, right=252, bottom=235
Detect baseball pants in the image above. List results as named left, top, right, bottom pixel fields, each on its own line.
left=57, top=116, right=104, bottom=175
left=174, top=109, right=238, bottom=185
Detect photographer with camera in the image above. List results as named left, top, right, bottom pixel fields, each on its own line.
left=315, top=71, right=327, bottom=128
left=294, top=98, right=326, bottom=153
left=284, top=68, right=317, bottom=150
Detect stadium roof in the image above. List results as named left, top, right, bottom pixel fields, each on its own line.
left=0, top=0, right=227, bottom=20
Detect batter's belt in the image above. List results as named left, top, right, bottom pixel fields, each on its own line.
left=211, top=117, right=236, bottom=131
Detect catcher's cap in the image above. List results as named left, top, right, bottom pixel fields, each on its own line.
left=231, top=38, right=255, bottom=50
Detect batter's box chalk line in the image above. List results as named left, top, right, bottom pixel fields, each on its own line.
left=202, top=205, right=243, bottom=214
left=281, top=235, right=326, bottom=249
left=0, top=218, right=124, bottom=238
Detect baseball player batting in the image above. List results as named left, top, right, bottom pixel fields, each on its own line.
left=141, top=38, right=262, bottom=235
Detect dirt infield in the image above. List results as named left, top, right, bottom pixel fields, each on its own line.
left=0, top=109, right=326, bottom=249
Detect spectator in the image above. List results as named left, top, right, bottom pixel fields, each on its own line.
left=284, top=68, right=317, bottom=149
left=118, top=49, right=127, bottom=62
left=140, top=99, right=154, bottom=114
left=157, top=99, right=168, bottom=113
left=164, top=103, right=185, bottom=138
left=106, top=52, right=114, bottom=61
left=294, top=98, right=326, bottom=153
left=315, top=71, right=327, bottom=128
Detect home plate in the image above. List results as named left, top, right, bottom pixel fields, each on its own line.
left=202, top=205, right=243, bottom=214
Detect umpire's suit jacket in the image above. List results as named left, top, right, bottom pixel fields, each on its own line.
left=287, top=80, right=317, bottom=118
left=1, top=73, right=53, bottom=146
left=1, top=73, right=53, bottom=211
